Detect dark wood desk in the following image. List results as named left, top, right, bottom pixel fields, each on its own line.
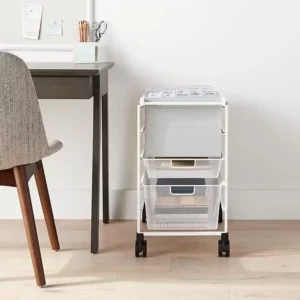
left=27, top=62, right=114, bottom=254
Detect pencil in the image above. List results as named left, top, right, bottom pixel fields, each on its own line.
left=85, top=22, right=89, bottom=42
left=78, top=22, right=81, bottom=42
left=79, top=21, right=83, bottom=42
left=81, top=21, right=84, bottom=42
left=79, top=21, right=89, bottom=42
left=84, top=21, right=89, bottom=42
left=87, top=22, right=89, bottom=42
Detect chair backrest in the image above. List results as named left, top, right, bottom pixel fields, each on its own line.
left=0, top=52, right=49, bottom=170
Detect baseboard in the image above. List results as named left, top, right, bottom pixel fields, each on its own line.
left=0, top=188, right=300, bottom=220
left=0, top=188, right=141, bottom=220
left=228, top=189, right=300, bottom=220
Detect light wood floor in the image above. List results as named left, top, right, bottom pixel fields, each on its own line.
left=1, top=220, right=300, bottom=299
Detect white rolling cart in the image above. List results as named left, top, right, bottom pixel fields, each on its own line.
left=136, top=86, right=229, bottom=258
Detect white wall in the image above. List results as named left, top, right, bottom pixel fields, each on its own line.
left=96, top=0, right=300, bottom=219
left=1, top=0, right=300, bottom=220
left=0, top=0, right=87, bottom=44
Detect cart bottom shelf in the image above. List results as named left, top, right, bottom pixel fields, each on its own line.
left=147, top=219, right=218, bottom=230
left=135, top=232, right=230, bottom=258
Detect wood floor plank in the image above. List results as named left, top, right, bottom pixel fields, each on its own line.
left=0, top=220, right=299, bottom=298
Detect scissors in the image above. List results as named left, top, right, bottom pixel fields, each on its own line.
left=92, top=21, right=107, bottom=42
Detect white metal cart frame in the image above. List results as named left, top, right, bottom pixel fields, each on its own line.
left=136, top=96, right=229, bottom=257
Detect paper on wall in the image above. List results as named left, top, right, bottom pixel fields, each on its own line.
left=47, top=20, right=63, bottom=36
left=22, top=3, right=43, bottom=40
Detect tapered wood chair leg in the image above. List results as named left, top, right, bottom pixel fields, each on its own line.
left=13, top=166, right=46, bottom=287
left=35, top=161, right=60, bottom=251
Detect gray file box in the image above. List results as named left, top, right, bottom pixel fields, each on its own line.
left=144, top=87, right=223, bottom=158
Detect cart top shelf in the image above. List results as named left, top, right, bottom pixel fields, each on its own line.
left=140, top=85, right=227, bottom=106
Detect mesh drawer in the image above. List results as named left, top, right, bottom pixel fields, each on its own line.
left=144, top=183, right=222, bottom=230
left=144, top=159, right=222, bottom=179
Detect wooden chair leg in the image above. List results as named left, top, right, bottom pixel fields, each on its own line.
left=13, top=166, right=46, bottom=287
left=34, top=160, right=60, bottom=251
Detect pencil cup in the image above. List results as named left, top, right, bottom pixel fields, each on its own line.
left=73, top=42, right=100, bottom=63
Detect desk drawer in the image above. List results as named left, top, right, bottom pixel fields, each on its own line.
left=33, top=76, right=93, bottom=99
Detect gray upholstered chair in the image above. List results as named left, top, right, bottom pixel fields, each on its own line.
left=0, top=52, right=63, bottom=287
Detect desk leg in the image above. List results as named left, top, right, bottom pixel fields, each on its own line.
left=91, top=75, right=100, bottom=254
left=102, top=93, right=109, bottom=224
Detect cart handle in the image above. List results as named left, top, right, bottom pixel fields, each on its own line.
left=170, top=160, right=195, bottom=169
left=169, top=186, right=195, bottom=196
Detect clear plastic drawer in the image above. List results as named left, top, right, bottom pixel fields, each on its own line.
left=144, top=159, right=223, bottom=179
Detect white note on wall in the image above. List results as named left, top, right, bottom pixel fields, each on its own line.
left=21, top=3, right=43, bottom=40
left=47, top=20, right=63, bottom=36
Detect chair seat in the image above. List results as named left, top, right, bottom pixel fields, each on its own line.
left=47, top=139, right=63, bottom=157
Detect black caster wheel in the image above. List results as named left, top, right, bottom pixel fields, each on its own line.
left=135, top=240, right=147, bottom=257
left=142, top=203, right=147, bottom=224
left=142, top=240, right=147, bottom=257
left=135, top=241, right=140, bottom=257
left=218, top=233, right=230, bottom=257
left=218, top=240, right=223, bottom=257
left=218, top=240, right=230, bottom=257
left=218, top=203, right=223, bottom=224
left=135, top=233, right=147, bottom=257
